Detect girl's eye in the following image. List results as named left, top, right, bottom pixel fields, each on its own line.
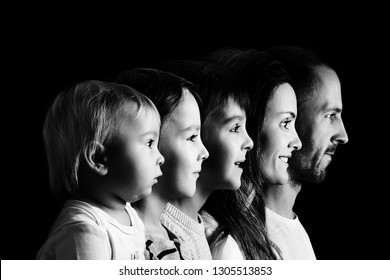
left=187, top=134, right=198, bottom=142
left=230, top=124, right=241, bottom=133
left=146, top=139, right=155, bottom=148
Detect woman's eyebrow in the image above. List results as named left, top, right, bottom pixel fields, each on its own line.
left=278, top=111, right=296, bottom=119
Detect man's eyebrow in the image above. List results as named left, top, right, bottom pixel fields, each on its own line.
left=320, top=102, right=343, bottom=113
left=331, top=107, right=343, bottom=113
left=323, top=107, right=343, bottom=114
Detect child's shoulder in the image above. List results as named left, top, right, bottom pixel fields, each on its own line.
left=51, top=200, right=108, bottom=232
left=125, top=202, right=145, bottom=233
left=37, top=200, right=112, bottom=259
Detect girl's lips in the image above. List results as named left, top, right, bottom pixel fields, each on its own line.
left=234, top=159, right=245, bottom=168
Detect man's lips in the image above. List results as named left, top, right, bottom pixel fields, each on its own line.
left=325, top=145, right=337, bottom=155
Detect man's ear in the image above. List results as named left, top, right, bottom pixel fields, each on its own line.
left=83, top=142, right=108, bottom=176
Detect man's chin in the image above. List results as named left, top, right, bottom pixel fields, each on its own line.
left=288, top=166, right=327, bottom=185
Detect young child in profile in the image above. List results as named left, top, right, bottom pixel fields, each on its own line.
left=156, top=60, right=275, bottom=260
left=37, top=80, right=164, bottom=260
left=115, top=69, right=210, bottom=260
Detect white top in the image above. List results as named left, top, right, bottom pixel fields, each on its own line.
left=265, top=207, right=316, bottom=260
left=202, top=211, right=245, bottom=260
left=212, top=235, right=245, bottom=260
left=37, top=200, right=146, bottom=260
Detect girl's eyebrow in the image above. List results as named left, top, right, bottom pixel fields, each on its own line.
left=222, top=115, right=245, bottom=124
left=182, top=125, right=200, bottom=133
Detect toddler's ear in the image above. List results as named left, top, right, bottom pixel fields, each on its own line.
left=83, top=142, right=108, bottom=176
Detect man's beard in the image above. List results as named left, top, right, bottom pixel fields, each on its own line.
left=288, top=145, right=336, bottom=185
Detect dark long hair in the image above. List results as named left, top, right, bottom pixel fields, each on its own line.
left=265, top=45, right=329, bottom=109
left=156, top=58, right=276, bottom=259
left=206, top=48, right=291, bottom=259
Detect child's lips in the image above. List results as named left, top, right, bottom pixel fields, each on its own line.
left=154, top=173, right=163, bottom=181
left=234, top=159, right=245, bottom=168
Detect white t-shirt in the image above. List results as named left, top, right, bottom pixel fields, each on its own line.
left=212, top=234, right=245, bottom=260
left=265, top=207, right=316, bottom=260
left=202, top=211, right=245, bottom=260
left=37, top=200, right=146, bottom=260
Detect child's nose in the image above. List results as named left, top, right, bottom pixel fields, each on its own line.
left=243, top=130, right=254, bottom=151
left=198, top=140, right=209, bottom=161
left=157, top=151, right=165, bottom=166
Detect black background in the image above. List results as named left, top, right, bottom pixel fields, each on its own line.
left=2, top=8, right=389, bottom=260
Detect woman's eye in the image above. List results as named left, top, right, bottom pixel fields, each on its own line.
left=230, top=124, right=241, bottom=133
left=187, top=134, right=198, bottom=142
left=281, top=120, right=292, bottom=130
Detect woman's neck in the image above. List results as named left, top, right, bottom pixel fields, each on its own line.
left=264, top=182, right=301, bottom=219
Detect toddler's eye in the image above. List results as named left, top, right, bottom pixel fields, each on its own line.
left=146, top=139, right=155, bottom=148
left=230, top=124, right=241, bottom=133
left=187, top=134, right=198, bottom=142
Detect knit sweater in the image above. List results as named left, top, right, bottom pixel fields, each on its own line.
left=144, top=234, right=183, bottom=260
left=160, top=203, right=212, bottom=260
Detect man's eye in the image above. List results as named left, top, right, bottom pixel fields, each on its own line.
left=325, top=113, right=336, bottom=119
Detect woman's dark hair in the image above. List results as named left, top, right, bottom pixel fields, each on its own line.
left=156, top=58, right=277, bottom=259
left=265, top=45, right=330, bottom=107
left=205, top=48, right=291, bottom=259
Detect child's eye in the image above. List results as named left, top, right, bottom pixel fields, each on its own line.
left=146, top=139, right=155, bottom=148
left=187, top=134, right=198, bottom=142
left=281, top=120, right=292, bottom=131
left=230, top=124, right=241, bottom=133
